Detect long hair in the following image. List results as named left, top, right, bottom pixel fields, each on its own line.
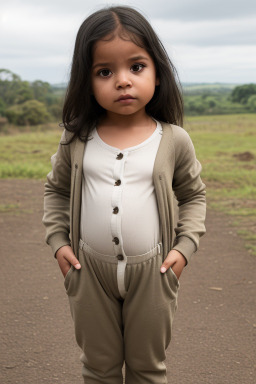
left=62, top=6, right=183, bottom=142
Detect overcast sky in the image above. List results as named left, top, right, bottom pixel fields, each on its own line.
left=1, top=0, right=256, bottom=84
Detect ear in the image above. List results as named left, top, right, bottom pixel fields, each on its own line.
left=155, top=77, right=160, bottom=86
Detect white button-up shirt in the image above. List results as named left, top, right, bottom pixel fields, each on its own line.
left=80, top=120, right=162, bottom=256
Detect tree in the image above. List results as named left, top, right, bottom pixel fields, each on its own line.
left=6, top=100, right=50, bottom=125
left=0, top=69, right=33, bottom=106
left=0, top=98, right=6, bottom=116
left=31, top=80, right=51, bottom=103
left=247, top=95, right=256, bottom=112
left=0, top=68, right=21, bottom=82
left=231, top=84, right=256, bottom=104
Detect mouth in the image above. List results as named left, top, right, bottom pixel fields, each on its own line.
left=116, top=94, right=135, bottom=102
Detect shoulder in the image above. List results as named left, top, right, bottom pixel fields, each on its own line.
left=160, top=122, right=196, bottom=170
left=160, top=121, right=193, bottom=148
left=59, top=129, right=76, bottom=145
left=51, top=129, right=77, bottom=167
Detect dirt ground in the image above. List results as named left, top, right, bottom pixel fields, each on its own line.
left=0, top=179, right=255, bottom=384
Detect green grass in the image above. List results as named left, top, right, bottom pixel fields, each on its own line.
left=185, top=114, right=256, bottom=201
left=0, top=203, right=20, bottom=212
left=184, top=114, right=256, bottom=254
left=1, top=114, right=256, bottom=253
left=0, top=130, right=62, bottom=178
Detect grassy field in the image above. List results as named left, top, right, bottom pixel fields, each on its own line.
left=1, top=114, right=256, bottom=253
left=0, top=123, right=62, bottom=178
left=186, top=114, right=256, bottom=254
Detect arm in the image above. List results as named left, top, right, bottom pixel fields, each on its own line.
left=42, top=130, right=72, bottom=256
left=161, top=128, right=206, bottom=277
left=42, top=130, right=81, bottom=274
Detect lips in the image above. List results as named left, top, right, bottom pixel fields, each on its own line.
left=116, top=94, right=135, bottom=101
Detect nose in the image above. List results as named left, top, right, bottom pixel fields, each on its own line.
left=116, top=71, right=132, bottom=89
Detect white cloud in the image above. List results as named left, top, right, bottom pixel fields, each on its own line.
left=152, top=17, right=256, bottom=46
left=171, top=45, right=256, bottom=83
left=0, top=4, right=81, bottom=54
left=0, top=0, right=255, bottom=83
left=4, top=0, right=256, bottom=20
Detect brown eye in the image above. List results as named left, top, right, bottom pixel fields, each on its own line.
left=131, top=64, right=145, bottom=72
left=99, top=69, right=112, bottom=77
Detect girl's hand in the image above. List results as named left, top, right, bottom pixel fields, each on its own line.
left=56, top=245, right=81, bottom=278
left=160, top=249, right=186, bottom=280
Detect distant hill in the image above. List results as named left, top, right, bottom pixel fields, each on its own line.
left=46, top=81, right=256, bottom=117
left=51, top=83, right=67, bottom=89
left=50, top=82, right=240, bottom=93
left=182, top=83, right=239, bottom=95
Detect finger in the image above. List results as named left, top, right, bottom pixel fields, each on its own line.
left=62, top=265, right=71, bottom=277
left=160, top=256, right=175, bottom=273
left=56, top=256, right=71, bottom=276
left=64, top=249, right=81, bottom=269
left=171, top=265, right=181, bottom=279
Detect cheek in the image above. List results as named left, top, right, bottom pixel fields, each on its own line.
left=92, top=79, right=109, bottom=97
left=91, top=81, right=101, bottom=99
left=95, top=91, right=107, bottom=106
left=91, top=81, right=110, bottom=107
left=144, top=76, right=157, bottom=94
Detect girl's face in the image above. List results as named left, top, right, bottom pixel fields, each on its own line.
left=91, top=34, right=159, bottom=120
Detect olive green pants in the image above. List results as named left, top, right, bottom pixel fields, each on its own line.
left=64, top=240, right=179, bottom=383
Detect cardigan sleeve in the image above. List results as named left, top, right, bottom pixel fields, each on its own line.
left=171, top=127, right=206, bottom=263
left=42, top=130, right=72, bottom=257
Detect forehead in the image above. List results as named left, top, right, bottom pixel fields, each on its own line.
left=92, top=35, right=151, bottom=62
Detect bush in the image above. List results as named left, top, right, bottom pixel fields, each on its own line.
left=6, top=100, right=50, bottom=125
left=247, top=95, right=256, bottom=112
left=0, top=116, right=8, bottom=131
left=231, top=84, right=256, bottom=104
left=48, top=103, right=63, bottom=120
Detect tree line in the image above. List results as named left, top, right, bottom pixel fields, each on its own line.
left=0, top=69, right=63, bottom=126
left=0, top=69, right=256, bottom=126
left=184, top=83, right=256, bottom=116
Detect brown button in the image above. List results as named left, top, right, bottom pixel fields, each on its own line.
left=113, top=237, right=119, bottom=245
left=115, top=179, right=121, bottom=186
left=113, top=207, right=119, bottom=214
left=116, top=153, right=123, bottom=160
left=117, top=254, right=124, bottom=261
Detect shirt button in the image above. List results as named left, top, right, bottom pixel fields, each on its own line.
left=113, top=237, right=119, bottom=245
left=117, top=254, right=124, bottom=261
left=113, top=207, right=119, bottom=214
left=116, top=153, right=123, bottom=160
left=115, top=179, right=121, bottom=186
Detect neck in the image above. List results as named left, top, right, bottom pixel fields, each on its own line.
left=100, top=110, right=153, bottom=129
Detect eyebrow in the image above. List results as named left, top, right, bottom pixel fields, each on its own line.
left=130, top=55, right=149, bottom=62
left=92, top=55, right=150, bottom=70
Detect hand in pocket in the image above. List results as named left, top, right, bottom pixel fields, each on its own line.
left=160, top=249, right=186, bottom=279
left=56, top=245, right=81, bottom=277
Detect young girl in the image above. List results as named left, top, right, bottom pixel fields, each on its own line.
left=43, top=6, right=206, bottom=384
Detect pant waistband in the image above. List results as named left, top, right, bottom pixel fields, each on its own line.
left=79, top=239, right=162, bottom=264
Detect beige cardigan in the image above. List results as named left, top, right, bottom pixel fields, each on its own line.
left=43, top=122, right=206, bottom=264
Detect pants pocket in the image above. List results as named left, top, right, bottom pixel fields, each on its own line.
left=166, top=267, right=180, bottom=291
left=64, top=265, right=75, bottom=291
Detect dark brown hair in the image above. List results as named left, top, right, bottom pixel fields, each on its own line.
left=62, top=6, right=183, bottom=141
